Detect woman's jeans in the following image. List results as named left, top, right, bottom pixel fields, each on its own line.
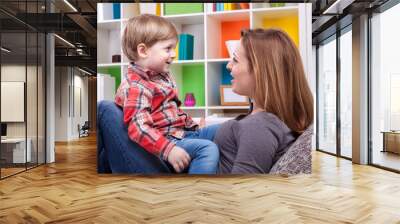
left=97, top=101, right=220, bottom=174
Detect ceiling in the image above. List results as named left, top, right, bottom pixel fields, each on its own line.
left=0, top=0, right=395, bottom=74
left=0, top=0, right=98, bottom=74
left=311, top=0, right=391, bottom=43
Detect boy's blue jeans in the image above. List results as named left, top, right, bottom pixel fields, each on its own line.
left=169, top=124, right=220, bottom=174
left=97, top=100, right=220, bottom=174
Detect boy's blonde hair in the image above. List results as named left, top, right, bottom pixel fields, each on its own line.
left=122, top=14, right=178, bottom=62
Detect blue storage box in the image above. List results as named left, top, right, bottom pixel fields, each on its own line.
left=221, top=62, right=233, bottom=85
left=113, top=3, right=120, bottom=19
left=178, top=34, right=194, bottom=60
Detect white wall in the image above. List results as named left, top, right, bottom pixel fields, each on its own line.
left=55, top=67, right=68, bottom=141
left=55, top=67, right=89, bottom=141
left=72, top=73, right=89, bottom=138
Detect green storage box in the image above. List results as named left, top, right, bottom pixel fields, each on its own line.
left=97, top=66, right=121, bottom=92
left=181, top=64, right=205, bottom=106
left=164, top=3, right=204, bottom=15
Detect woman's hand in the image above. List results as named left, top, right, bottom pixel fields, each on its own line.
left=167, top=146, right=191, bottom=173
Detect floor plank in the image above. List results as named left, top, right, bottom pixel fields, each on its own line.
left=1, top=135, right=400, bottom=223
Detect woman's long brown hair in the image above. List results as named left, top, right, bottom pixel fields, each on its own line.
left=241, top=29, right=313, bottom=134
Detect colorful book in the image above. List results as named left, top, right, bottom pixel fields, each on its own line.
left=216, top=3, right=224, bottom=11
left=224, top=3, right=229, bottom=11
left=224, top=3, right=234, bottom=11
left=239, top=3, right=249, bottom=9
left=206, top=3, right=214, bottom=13
left=156, top=3, right=161, bottom=16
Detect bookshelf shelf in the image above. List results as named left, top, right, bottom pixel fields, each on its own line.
left=251, top=6, right=298, bottom=13
left=174, top=59, right=205, bottom=64
left=97, top=63, right=122, bottom=68
left=207, top=10, right=250, bottom=21
left=207, top=58, right=230, bottom=62
left=208, top=106, right=249, bottom=110
left=251, top=3, right=298, bottom=9
left=207, top=9, right=250, bottom=17
left=171, top=63, right=206, bottom=107
left=97, top=3, right=312, bottom=117
left=181, top=107, right=206, bottom=110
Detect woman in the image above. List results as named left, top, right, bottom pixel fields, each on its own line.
left=97, top=28, right=313, bottom=174
left=215, top=28, right=313, bottom=174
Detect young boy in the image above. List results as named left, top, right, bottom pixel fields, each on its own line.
left=115, top=14, right=219, bottom=174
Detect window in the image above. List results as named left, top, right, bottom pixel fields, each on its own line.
left=340, top=28, right=352, bottom=158
left=370, top=2, right=400, bottom=171
left=0, top=1, right=47, bottom=179
left=317, top=36, right=337, bottom=155
left=316, top=25, right=353, bottom=159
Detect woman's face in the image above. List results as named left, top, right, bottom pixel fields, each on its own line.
left=226, top=40, right=255, bottom=97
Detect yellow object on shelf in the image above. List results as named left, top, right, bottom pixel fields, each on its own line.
left=174, top=41, right=179, bottom=61
left=262, top=15, right=299, bottom=47
left=156, top=3, right=161, bottom=16
left=224, top=3, right=235, bottom=11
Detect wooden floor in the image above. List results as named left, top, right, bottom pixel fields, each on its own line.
left=1, top=167, right=26, bottom=178
left=1, top=135, right=400, bottom=223
left=372, top=150, right=400, bottom=171
left=1, top=163, right=45, bottom=178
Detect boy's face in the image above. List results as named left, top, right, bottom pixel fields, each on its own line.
left=144, top=38, right=177, bottom=73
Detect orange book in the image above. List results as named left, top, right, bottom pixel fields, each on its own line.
left=239, top=3, right=249, bottom=9
left=156, top=3, right=161, bottom=16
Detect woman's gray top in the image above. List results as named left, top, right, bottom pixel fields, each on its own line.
left=215, top=112, right=296, bottom=174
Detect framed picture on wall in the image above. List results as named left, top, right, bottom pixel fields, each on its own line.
left=1, top=81, right=25, bottom=122
left=220, top=85, right=249, bottom=106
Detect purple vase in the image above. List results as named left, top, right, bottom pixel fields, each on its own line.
left=184, top=93, right=196, bottom=107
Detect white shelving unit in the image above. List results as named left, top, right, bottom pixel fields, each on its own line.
left=97, top=3, right=312, bottom=118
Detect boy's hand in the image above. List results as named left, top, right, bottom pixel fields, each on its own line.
left=167, top=146, right=191, bottom=173
left=199, top=117, right=206, bottom=129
